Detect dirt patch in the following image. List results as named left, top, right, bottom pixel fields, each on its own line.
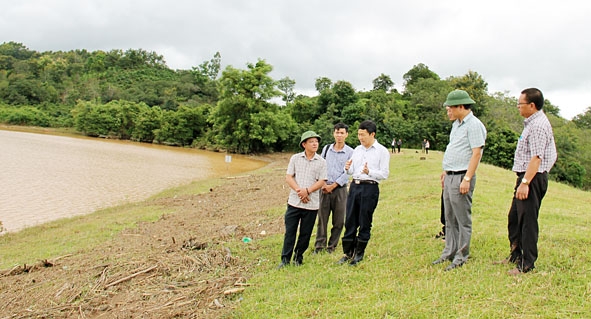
left=0, top=153, right=291, bottom=318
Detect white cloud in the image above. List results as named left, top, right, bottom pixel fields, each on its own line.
left=1, top=0, right=590, bottom=118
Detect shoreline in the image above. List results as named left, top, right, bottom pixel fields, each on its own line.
left=0, top=127, right=272, bottom=233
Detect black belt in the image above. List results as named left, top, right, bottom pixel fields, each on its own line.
left=353, top=179, right=378, bottom=185
left=446, top=170, right=467, bottom=175
left=516, top=171, right=547, bottom=176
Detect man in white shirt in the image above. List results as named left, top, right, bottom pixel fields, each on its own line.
left=338, top=120, right=390, bottom=266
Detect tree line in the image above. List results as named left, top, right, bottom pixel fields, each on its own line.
left=1, top=41, right=590, bottom=189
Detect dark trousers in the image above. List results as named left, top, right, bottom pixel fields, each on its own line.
left=508, top=172, right=548, bottom=272
left=281, top=205, right=318, bottom=262
left=440, top=190, right=445, bottom=233
left=343, top=183, right=379, bottom=242
left=315, top=186, right=347, bottom=251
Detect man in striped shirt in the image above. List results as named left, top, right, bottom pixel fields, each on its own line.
left=502, top=88, right=557, bottom=275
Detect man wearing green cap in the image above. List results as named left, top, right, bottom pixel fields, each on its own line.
left=278, top=131, right=327, bottom=269
left=432, top=90, right=487, bottom=271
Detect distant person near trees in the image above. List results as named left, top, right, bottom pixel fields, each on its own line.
left=397, top=139, right=402, bottom=153
left=278, top=131, right=327, bottom=269
left=391, top=138, right=396, bottom=153
left=432, top=90, right=487, bottom=271
left=314, top=123, right=354, bottom=254
left=425, top=140, right=430, bottom=154
left=495, top=88, right=557, bottom=275
left=338, top=120, right=390, bottom=266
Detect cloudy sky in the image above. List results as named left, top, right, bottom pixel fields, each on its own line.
left=2, top=0, right=590, bottom=119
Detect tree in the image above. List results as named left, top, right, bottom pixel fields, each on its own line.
left=315, top=77, right=332, bottom=93
left=572, top=107, right=591, bottom=129
left=403, top=63, right=440, bottom=88
left=210, top=59, right=290, bottom=153
left=372, top=73, right=394, bottom=92
left=277, top=76, right=296, bottom=104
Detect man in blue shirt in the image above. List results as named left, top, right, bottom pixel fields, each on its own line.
left=432, top=90, right=487, bottom=271
left=314, top=123, right=354, bottom=254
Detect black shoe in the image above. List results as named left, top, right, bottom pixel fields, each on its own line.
left=444, top=262, right=464, bottom=271
left=337, top=256, right=351, bottom=265
left=435, top=231, right=445, bottom=239
left=277, top=261, right=289, bottom=269
left=432, top=258, right=448, bottom=265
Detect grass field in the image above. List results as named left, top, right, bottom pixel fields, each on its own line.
left=231, top=150, right=591, bottom=318
left=1, top=149, right=590, bottom=318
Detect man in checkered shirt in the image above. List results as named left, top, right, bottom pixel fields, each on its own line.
left=500, top=88, right=557, bottom=275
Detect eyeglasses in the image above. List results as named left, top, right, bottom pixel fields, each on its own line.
left=516, top=102, right=531, bottom=106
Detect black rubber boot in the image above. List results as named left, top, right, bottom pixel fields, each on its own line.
left=337, top=239, right=355, bottom=264
left=349, top=240, right=368, bottom=266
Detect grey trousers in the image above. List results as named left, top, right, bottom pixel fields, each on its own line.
left=315, top=185, right=348, bottom=251
left=440, top=174, right=475, bottom=265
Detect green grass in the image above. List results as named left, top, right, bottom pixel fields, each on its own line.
left=1, top=149, right=590, bottom=318
left=232, top=150, right=591, bottom=318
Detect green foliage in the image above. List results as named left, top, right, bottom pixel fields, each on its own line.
left=277, top=76, right=296, bottom=104
left=402, top=62, right=440, bottom=88
left=1, top=43, right=590, bottom=189
left=372, top=73, right=394, bottom=92
left=481, top=125, right=519, bottom=169
left=71, top=101, right=121, bottom=137
left=210, top=60, right=286, bottom=153
left=0, top=104, right=51, bottom=126
left=131, top=105, right=162, bottom=142
left=572, top=106, right=591, bottom=129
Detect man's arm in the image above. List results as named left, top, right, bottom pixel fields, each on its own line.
left=460, top=147, right=483, bottom=194
left=515, top=156, right=541, bottom=200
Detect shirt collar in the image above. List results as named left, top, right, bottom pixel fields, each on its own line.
left=457, top=111, right=474, bottom=126
left=524, top=110, right=542, bottom=125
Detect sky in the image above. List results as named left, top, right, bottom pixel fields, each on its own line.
left=2, top=0, right=591, bottom=119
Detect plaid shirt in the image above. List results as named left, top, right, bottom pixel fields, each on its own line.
left=512, top=110, right=557, bottom=173
left=286, top=152, right=327, bottom=210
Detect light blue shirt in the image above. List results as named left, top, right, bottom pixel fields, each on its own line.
left=347, top=140, right=390, bottom=183
left=324, top=143, right=354, bottom=186
left=442, top=112, right=487, bottom=171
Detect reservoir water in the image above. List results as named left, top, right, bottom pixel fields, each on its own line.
left=0, top=129, right=266, bottom=233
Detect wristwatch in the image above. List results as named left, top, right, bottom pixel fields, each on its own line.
left=463, top=176, right=471, bottom=182
left=521, top=178, right=530, bottom=185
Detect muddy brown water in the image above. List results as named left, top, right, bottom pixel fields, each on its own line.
left=0, top=129, right=266, bottom=233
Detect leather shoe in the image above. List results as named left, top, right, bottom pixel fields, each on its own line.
left=444, top=262, right=464, bottom=271
left=276, top=262, right=289, bottom=269
left=492, top=258, right=509, bottom=265
left=337, top=256, right=351, bottom=265
left=507, top=268, right=522, bottom=276
left=432, top=258, right=448, bottom=265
